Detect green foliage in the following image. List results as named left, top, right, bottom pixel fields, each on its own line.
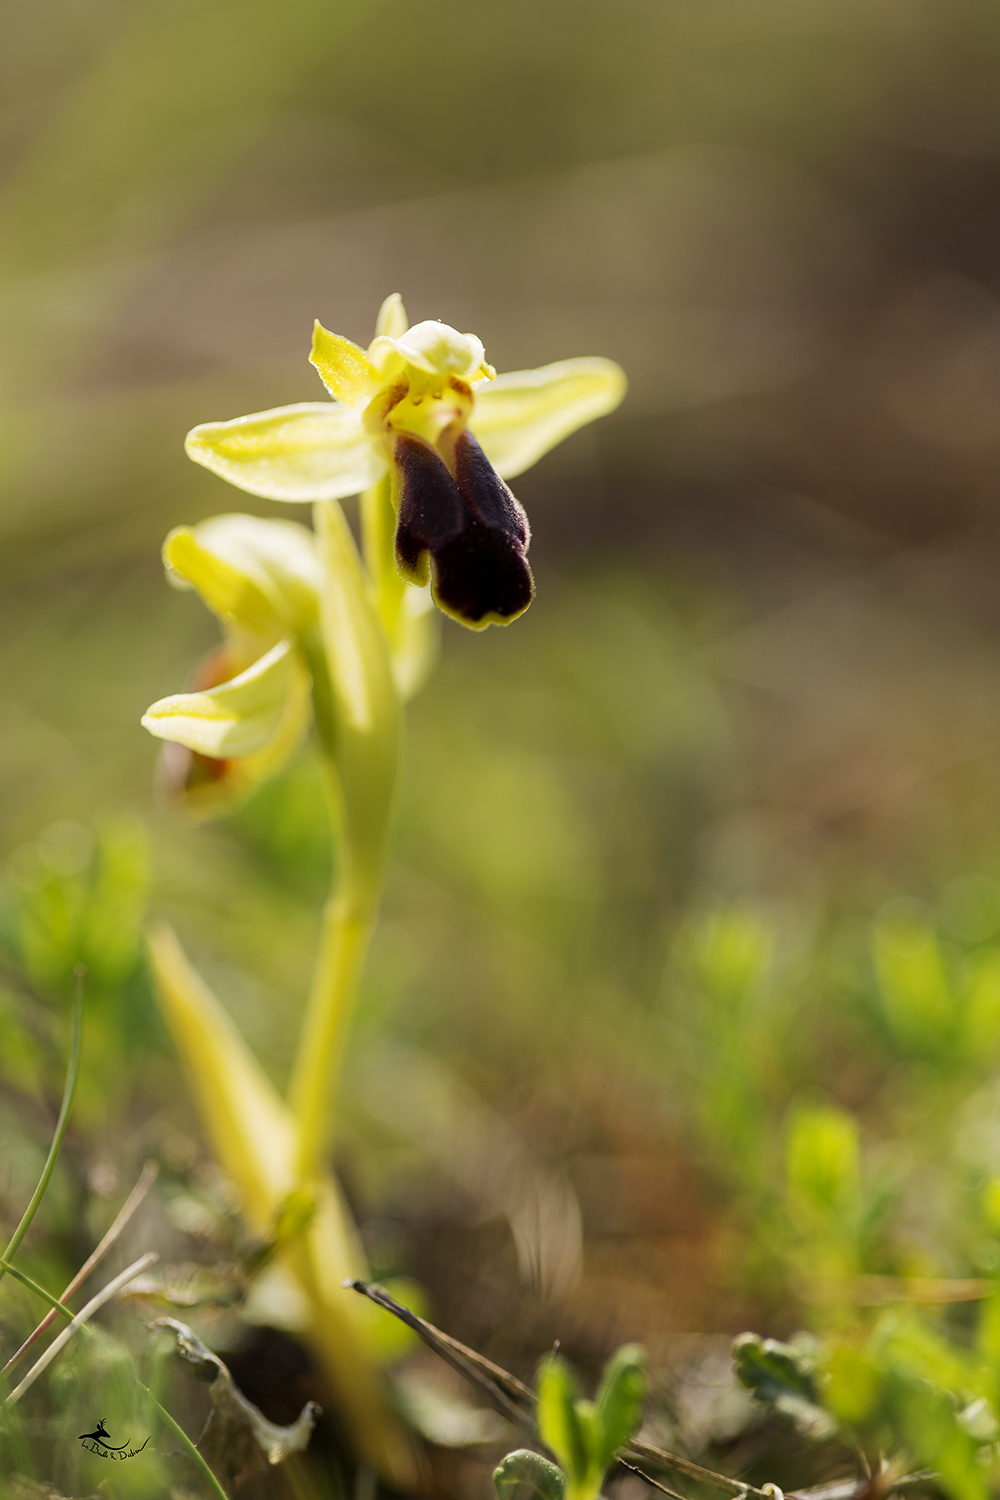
left=494, top=1449, right=567, bottom=1500
left=732, top=1333, right=834, bottom=1440
left=735, top=1296, right=1000, bottom=1500
left=513, top=1345, right=646, bottom=1500
left=7, top=814, right=148, bottom=997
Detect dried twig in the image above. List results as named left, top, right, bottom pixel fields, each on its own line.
left=345, top=1279, right=536, bottom=1436
left=2, top=1251, right=158, bottom=1409
left=344, top=1280, right=939, bottom=1500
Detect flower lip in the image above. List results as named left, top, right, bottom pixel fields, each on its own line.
left=392, top=427, right=533, bottom=630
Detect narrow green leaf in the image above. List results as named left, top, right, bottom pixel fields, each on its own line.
left=0, top=969, right=83, bottom=1285
left=0, top=1257, right=74, bottom=1322
left=131, top=1369, right=229, bottom=1500
left=593, top=1344, right=647, bottom=1471
left=536, top=1355, right=588, bottom=1485
left=311, top=497, right=402, bottom=894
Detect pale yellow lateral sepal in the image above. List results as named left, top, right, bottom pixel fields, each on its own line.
left=186, top=402, right=383, bottom=502
left=309, top=322, right=381, bottom=407
left=470, top=355, right=627, bottom=479
left=142, top=639, right=305, bottom=759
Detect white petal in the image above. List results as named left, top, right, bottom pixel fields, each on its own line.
left=142, top=639, right=300, bottom=758
left=470, top=357, right=627, bottom=479
left=186, top=402, right=382, bottom=502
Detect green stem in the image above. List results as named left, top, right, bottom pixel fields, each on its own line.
left=288, top=869, right=378, bottom=1184
left=288, top=497, right=401, bottom=1188
left=360, top=474, right=407, bottom=642
left=130, top=1371, right=229, bottom=1500
left=0, top=1258, right=74, bottom=1325
left=0, top=968, right=84, bottom=1284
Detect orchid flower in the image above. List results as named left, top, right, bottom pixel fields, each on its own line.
left=185, top=292, right=625, bottom=630
left=140, top=295, right=625, bottom=1481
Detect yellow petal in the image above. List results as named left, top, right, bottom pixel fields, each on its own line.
left=142, top=639, right=304, bottom=759
left=374, top=292, right=408, bottom=339
left=165, top=514, right=321, bottom=639
left=309, top=322, right=380, bottom=406
left=186, top=402, right=381, bottom=502
left=470, top=356, right=627, bottom=479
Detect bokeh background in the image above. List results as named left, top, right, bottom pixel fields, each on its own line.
left=10, top=0, right=1000, bottom=1494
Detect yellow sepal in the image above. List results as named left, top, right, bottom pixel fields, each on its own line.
left=310, top=321, right=381, bottom=407
left=142, top=639, right=306, bottom=760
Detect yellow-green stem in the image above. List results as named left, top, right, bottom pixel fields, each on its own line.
left=361, top=474, right=407, bottom=641
left=289, top=876, right=377, bottom=1184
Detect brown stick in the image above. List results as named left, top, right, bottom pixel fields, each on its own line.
left=1, top=1160, right=158, bottom=1376
left=344, top=1280, right=939, bottom=1500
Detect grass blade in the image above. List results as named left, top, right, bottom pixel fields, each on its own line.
left=0, top=1258, right=75, bottom=1324
left=0, top=966, right=85, bottom=1285
left=130, top=1369, right=229, bottom=1500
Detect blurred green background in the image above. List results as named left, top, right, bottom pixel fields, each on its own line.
left=10, top=0, right=1000, bottom=1493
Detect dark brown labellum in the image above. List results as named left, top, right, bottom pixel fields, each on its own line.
left=393, top=429, right=534, bottom=628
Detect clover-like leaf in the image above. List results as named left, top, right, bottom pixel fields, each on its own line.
left=494, top=1449, right=567, bottom=1500
left=732, top=1333, right=834, bottom=1442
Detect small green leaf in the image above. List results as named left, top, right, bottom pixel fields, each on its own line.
left=732, top=1333, right=817, bottom=1405
left=536, top=1355, right=588, bottom=1486
left=785, top=1105, right=860, bottom=1228
left=593, top=1344, right=646, bottom=1471
left=494, top=1450, right=566, bottom=1500
left=873, top=908, right=954, bottom=1053
left=732, top=1333, right=834, bottom=1441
